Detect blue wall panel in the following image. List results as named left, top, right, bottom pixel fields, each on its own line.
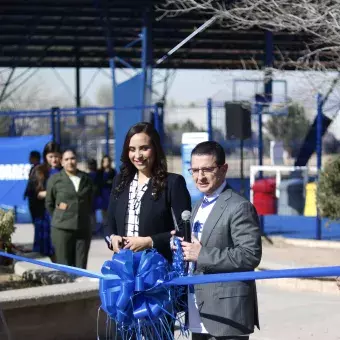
left=114, top=74, right=144, bottom=169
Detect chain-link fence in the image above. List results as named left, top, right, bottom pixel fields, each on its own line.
left=56, top=110, right=111, bottom=167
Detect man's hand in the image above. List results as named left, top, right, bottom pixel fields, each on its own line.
left=123, top=236, right=153, bottom=252
left=37, top=191, right=47, bottom=200
left=110, top=235, right=123, bottom=253
left=181, top=234, right=202, bottom=262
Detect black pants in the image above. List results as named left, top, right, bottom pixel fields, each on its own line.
left=51, top=227, right=91, bottom=268
left=192, top=333, right=249, bottom=340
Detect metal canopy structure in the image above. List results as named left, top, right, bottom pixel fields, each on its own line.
left=0, top=0, right=320, bottom=70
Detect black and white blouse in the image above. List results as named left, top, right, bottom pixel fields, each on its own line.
left=124, top=173, right=149, bottom=236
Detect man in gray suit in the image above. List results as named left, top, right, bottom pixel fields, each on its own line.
left=181, top=141, right=262, bottom=340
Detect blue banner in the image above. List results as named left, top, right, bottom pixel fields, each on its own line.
left=0, top=135, right=52, bottom=222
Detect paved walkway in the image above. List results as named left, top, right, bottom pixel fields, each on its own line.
left=261, top=237, right=340, bottom=268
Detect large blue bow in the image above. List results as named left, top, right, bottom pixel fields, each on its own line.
left=99, top=249, right=176, bottom=330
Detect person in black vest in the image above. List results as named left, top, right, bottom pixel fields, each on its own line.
left=23, top=150, right=41, bottom=222
left=87, top=158, right=100, bottom=234
left=105, top=122, right=191, bottom=262
left=97, top=155, right=116, bottom=228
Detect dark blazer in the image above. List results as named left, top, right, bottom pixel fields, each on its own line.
left=192, top=184, right=262, bottom=337
left=45, top=169, right=93, bottom=232
left=24, top=164, right=39, bottom=199
left=24, top=164, right=45, bottom=219
left=105, top=172, right=191, bottom=261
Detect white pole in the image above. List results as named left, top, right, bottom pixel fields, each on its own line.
left=156, top=16, right=217, bottom=65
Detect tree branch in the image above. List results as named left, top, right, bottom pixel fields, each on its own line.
left=158, top=0, right=340, bottom=70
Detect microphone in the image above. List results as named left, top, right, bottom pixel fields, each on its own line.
left=181, top=210, right=191, bottom=243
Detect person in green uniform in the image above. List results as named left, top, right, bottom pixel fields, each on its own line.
left=45, top=149, right=93, bottom=268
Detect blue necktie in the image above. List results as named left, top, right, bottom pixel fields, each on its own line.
left=193, top=220, right=202, bottom=239
left=189, top=221, right=203, bottom=293
left=201, top=196, right=219, bottom=208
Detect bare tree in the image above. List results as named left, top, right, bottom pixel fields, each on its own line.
left=96, top=84, right=113, bottom=107
left=159, top=0, right=340, bottom=70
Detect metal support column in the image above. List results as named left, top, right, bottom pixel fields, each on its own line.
left=105, top=111, right=110, bottom=156
left=141, top=2, right=153, bottom=120
left=157, top=102, right=165, bottom=147
left=264, top=31, right=273, bottom=102
left=75, top=47, right=82, bottom=125
left=257, top=31, right=273, bottom=178
left=207, top=98, right=213, bottom=141
left=94, top=0, right=116, bottom=107
left=76, top=66, right=81, bottom=108
left=316, top=93, right=323, bottom=240
left=51, top=107, right=57, bottom=141
left=9, top=117, right=16, bottom=137
left=55, top=108, right=61, bottom=145
left=153, top=104, right=160, bottom=134
left=256, top=102, right=264, bottom=178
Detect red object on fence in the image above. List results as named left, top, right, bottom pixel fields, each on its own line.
left=252, top=178, right=276, bottom=215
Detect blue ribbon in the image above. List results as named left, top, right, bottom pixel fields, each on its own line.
left=1, top=250, right=340, bottom=285
left=99, top=249, right=177, bottom=337
left=0, top=251, right=106, bottom=279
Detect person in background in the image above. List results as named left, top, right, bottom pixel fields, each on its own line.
left=32, top=142, right=62, bottom=258
left=87, top=158, right=98, bottom=183
left=87, top=158, right=100, bottom=234
left=46, top=149, right=93, bottom=268
left=23, top=150, right=41, bottom=223
left=97, top=155, right=116, bottom=229
left=105, top=122, right=191, bottom=263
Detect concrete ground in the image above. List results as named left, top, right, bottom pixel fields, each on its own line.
left=252, top=285, right=340, bottom=340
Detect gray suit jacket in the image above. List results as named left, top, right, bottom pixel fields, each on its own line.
left=192, top=184, right=262, bottom=337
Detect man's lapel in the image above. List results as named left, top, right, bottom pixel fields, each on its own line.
left=200, top=185, right=232, bottom=246
left=191, top=197, right=203, bottom=224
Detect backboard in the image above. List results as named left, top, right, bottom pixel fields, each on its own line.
left=232, top=79, right=288, bottom=115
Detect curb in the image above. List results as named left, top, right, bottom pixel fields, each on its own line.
left=256, top=274, right=340, bottom=295
left=14, top=256, right=52, bottom=276
left=256, top=263, right=340, bottom=295
left=264, top=235, right=340, bottom=249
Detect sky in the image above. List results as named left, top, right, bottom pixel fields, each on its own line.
left=1, top=67, right=340, bottom=137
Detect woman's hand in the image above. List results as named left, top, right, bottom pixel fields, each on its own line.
left=37, top=191, right=47, bottom=199
left=170, top=230, right=183, bottom=251
left=110, top=235, right=123, bottom=253
left=123, top=236, right=153, bottom=252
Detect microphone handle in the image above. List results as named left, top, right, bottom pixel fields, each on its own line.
left=183, top=220, right=191, bottom=243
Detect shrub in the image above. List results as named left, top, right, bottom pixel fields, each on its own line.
left=0, top=208, right=15, bottom=246
left=317, top=156, right=340, bottom=221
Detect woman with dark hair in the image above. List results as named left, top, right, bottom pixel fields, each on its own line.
left=105, top=122, right=191, bottom=262
left=46, top=149, right=93, bottom=268
left=32, top=141, right=62, bottom=257
left=97, top=155, right=116, bottom=228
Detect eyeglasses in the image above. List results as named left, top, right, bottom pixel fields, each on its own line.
left=188, top=166, right=220, bottom=175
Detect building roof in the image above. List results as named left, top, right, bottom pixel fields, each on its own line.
left=0, top=0, right=327, bottom=70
